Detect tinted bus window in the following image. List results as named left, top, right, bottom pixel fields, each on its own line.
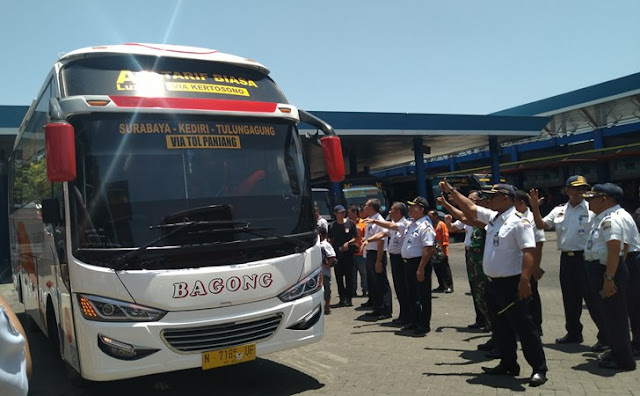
left=62, top=55, right=288, bottom=103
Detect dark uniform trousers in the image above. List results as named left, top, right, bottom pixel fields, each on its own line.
left=433, top=256, right=454, bottom=289
left=484, top=275, right=547, bottom=373
left=529, top=277, right=542, bottom=334
left=586, top=259, right=635, bottom=369
left=560, top=251, right=607, bottom=343
left=365, top=250, right=392, bottom=315
left=404, top=257, right=432, bottom=330
left=626, top=252, right=640, bottom=350
left=390, top=253, right=409, bottom=322
left=334, top=251, right=354, bottom=303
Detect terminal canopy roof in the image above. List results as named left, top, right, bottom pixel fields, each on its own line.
left=299, top=111, right=551, bottom=180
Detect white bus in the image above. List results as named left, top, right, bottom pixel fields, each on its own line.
left=9, top=43, right=344, bottom=381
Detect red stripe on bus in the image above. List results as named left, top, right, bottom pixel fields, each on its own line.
left=109, top=96, right=278, bottom=113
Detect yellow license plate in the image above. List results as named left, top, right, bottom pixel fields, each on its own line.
left=202, top=343, right=256, bottom=370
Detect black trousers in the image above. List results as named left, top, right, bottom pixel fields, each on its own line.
left=390, top=253, right=409, bottom=322
left=560, top=251, right=607, bottom=343
left=433, top=256, right=454, bottom=289
left=626, top=252, right=640, bottom=349
left=586, top=259, right=635, bottom=368
left=404, top=257, right=432, bottom=330
left=334, top=251, right=354, bottom=303
left=485, top=275, right=547, bottom=373
left=365, top=250, right=392, bottom=315
left=530, top=277, right=542, bottom=334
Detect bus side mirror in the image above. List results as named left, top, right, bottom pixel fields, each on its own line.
left=41, top=198, right=61, bottom=225
left=45, top=122, right=76, bottom=182
left=320, top=136, right=345, bottom=183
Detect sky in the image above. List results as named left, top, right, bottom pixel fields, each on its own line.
left=2, top=0, right=640, bottom=115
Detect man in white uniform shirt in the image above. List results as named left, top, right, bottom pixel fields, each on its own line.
left=361, top=199, right=392, bottom=320
left=530, top=176, right=606, bottom=352
left=610, top=184, right=640, bottom=356
left=583, top=183, right=635, bottom=370
left=366, top=196, right=435, bottom=335
left=441, top=182, right=547, bottom=387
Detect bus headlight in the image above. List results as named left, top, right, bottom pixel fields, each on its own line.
left=278, top=267, right=323, bottom=302
left=78, top=294, right=166, bottom=322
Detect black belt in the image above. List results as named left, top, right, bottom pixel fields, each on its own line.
left=485, top=274, right=521, bottom=282
left=561, top=251, right=583, bottom=257
left=403, top=257, right=421, bottom=263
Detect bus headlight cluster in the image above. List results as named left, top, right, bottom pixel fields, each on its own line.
left=78, top=294, right=166, bottom=322
left=278, top=267, right=323, bottom=302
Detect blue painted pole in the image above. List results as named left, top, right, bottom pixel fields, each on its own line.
left=489, top=136, right=501, bottom=184
left=413, top=137, right=426, bottom=198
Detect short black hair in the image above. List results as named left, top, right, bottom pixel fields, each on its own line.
left=514, top=190, right=530, bottom=207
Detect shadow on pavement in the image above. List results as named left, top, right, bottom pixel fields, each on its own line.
left=572, top=361, right=617, bottom=378
left=542, top=342, right=591, bottom=354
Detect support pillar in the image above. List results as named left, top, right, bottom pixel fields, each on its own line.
left=413, top=137, right=427, bottom=198
left=489, top=136, right=501, bottom=184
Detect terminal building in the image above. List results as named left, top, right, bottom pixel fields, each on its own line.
left=1, top=71, right=639, bottom=278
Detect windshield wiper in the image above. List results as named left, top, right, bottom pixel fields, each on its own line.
left=110, top=220, right=244, bottom=270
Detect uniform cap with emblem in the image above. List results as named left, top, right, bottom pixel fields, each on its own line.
left=483, top=183, right=516, bottom=197
left=407, top=196, right=429, bottom=208
left=583, top=183, right=622, bottom=201
left=565, top=175, right=590, bottom=188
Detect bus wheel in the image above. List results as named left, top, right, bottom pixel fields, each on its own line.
left=46, top=301, right=61, bottom=359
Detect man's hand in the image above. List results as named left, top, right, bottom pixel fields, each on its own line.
left=416, top=267, right=425, bottom=282
left=375, top=261, right=383, bottom=274
left=518, top=277, right=532, bottom=299
left=602, top=279, right=617, bottom=298
left=342, top=242, right=350, bottom=252
left=529, top=189, right=544, bottom=209
left=439, top=180, right=454, bottom=194
left=363, top=218, right=375, bottom=224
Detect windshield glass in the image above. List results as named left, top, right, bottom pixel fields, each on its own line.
left=62, top=55, right=288, bottom=103
left=343, top=186, right=387, bottom=213
left=69, top=114, right=314, bottom=267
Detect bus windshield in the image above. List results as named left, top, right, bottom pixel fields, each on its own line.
left=343, top=185, right=387, bottom=213
left=69, top=114, right=314, bottom=267
left=62, top=55, right=288, bottom=103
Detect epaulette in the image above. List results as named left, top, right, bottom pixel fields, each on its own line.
left=514, top=211, right=523, bottom=218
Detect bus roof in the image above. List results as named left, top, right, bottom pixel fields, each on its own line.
left=59, top=43, right=270, bottom=75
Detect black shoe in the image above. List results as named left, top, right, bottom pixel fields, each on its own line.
left=598, top=360, right=636, bottom=371
left=377, top=313, right=392, bottom=321
left=392, top=318, right=408, bottom=325
left=529, top=372, right=547, bottom=387
left=331, top=302, right=347, bottom=308
left=401, top=324, right=417, bottom=331
left=477, top=340, right=496, bottom=351
left=360, top=301, right=373, bottom=308
left=555, top=334, right=583, bottom=344
left=590, top=341, right=608, bottom=353
left=444, top=287, right=453, bottom=294
left=364, top=311, right=382, bottom=317
left=432, top=286, right=446, bottom=293
left=485, top=348, right=501, bottom=359
left=413, top=327, right=430, bottom=336
left=597, top=351, right=614, bottom=362
left=345, top=300, right=353, bottom=307
left=481, top=363, right=520, bottom=376
left=467, top=322, right=485, bottom=329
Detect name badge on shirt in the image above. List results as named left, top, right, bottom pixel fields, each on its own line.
left=493, top=234, right=500, bottom=247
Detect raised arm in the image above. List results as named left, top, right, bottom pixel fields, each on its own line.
left=439, top=181, right=478, bottom=221
left=364, top=217, right=399, bottom=231
left=528, top=189, right=551, bottom=230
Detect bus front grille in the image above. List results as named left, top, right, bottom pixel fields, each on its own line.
left=161, top=313, right=283, bottom=353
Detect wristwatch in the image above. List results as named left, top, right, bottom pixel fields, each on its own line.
left=603, top=273, right=615, bottom=281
